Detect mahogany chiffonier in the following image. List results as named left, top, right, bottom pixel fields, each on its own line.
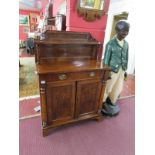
left=34, top=30, right=110, bottom=136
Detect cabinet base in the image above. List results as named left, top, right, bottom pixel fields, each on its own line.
left=43, top=127, right=57, bottom=137
left=42, top=115, right=104, bottom=136
left=92, top=115, right=103, bottom=121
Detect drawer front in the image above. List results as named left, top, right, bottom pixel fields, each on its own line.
left=45, top=70, right=104, bottom=82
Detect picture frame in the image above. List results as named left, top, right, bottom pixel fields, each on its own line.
left=30, top=13, right=40, bottom=24
left=83, top=0, right=95, bottom=9
left=23, top=27, right=30, bottom=33
left=77, top=0, right=106, bottom=21
left=19, top=15, right=30, bottom=26
left=79, top=0, right=105, bottom=10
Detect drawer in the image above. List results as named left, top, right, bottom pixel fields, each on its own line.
left=44, top=70, right=104, bottom=82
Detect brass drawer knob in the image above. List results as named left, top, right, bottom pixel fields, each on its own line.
left=89, top=72, right=95, bottom=77
left=59, top=74, right=67, bottom=80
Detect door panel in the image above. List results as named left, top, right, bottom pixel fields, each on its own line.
left=46, top=81, right=75, bottom=125
left=75, top=79, right=102, bottom=118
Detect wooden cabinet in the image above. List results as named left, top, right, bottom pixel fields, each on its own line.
left=35, top=31, right=110, bottom=136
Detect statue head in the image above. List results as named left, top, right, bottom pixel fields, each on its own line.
left=115, top=20, right=130, bottom=40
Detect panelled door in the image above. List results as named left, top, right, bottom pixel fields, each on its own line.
left=45, top=81, right=76, bottom=125
left=75, top=79, right=102, bottom=119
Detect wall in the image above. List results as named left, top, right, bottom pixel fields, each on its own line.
left=19, top=9, right=40, bottom=41
left=66, top=0, right=110, bottom=59
left=103, top=0, right=135, bottom=74
left=53, top=0, right=65, bottom=16
left=40, top=0, right=49, bottom=15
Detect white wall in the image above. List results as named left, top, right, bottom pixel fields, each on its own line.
left=103, top=0, right=135, bottom=74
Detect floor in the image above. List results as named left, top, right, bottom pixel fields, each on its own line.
left=19, top=57, right=39, bottom=97
left=20, top=97, right=135, bottom=155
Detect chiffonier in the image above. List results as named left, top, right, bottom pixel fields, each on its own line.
left=34, top=30, right=110, bottom=136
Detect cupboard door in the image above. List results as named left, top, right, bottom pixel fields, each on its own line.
left=75, top=79, right=102, bottom=119
left=45, top=81, right=75, bottom=125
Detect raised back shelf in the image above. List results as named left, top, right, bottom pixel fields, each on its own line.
left=34, top=31, right=100, bottom=64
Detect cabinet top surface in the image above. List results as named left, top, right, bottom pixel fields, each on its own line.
left=36, top=60, right=110, bottom=74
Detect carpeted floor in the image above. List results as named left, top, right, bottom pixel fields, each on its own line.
left=19, top=57, right=39, bottom=97
left=19, top=48, right=34, bottom=58
left=19, top=97, right=135, bottom=155
left=20, top=97, right=40, bottom=118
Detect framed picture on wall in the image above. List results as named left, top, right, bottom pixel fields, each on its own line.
left=23, top=27, right=30, bottom=33
left=19, top=15, right=29, bottom=26
left=30, top=13, right=40, bottom=24
left=79, top=0, right=105, bottom=10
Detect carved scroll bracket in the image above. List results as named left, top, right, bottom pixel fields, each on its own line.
left=77, top=0, right=106, bottom=22
left=77, top=8, right=106, bottom=21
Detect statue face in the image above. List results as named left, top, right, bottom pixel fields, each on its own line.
left=117, top=29, right=129, bottom=40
